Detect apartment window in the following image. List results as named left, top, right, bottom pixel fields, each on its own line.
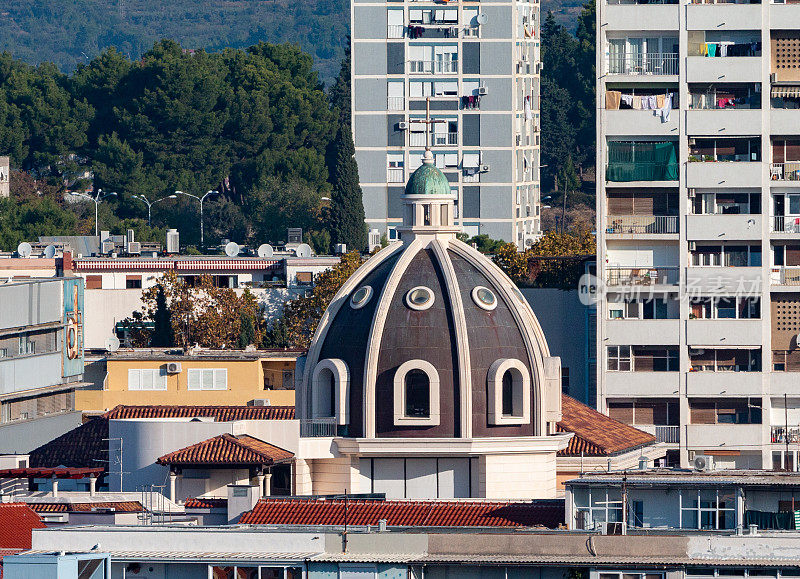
left=607, top=346, right=632, bottom=371
left=680, top=489, right=735, bottom=530
left=187, top=368, right=228, bottom=391
left=689, top=348, right=761, bottom=372
left=561, top=367, right=570, bottom=393
left=689, top=137, right=761, bottom=162
left=387, top=153, right=405, bottom=183
left=573, top=488, right=622, bottom=530
left=691, top=192, right=760, bottom=215
left=689, top=297, right=760, bottom=319
left=609, top=346, right=678, bottom=372
left=128, top=368, right=167, bottom=391
left=17, top=334, right=34, bottom=356
left=85, top=275, right=102, bottom=289
left=393, top=360, right=440, bottom=426
left=608, top=400, right=679, bottom=426
left=691, top=245, right=761, bottom=267
left=608, top=299, right=670, bottom=320
left=126, top=275, right=142, bottom=289
left=689, top=398, right=762, bottom=424
left=295, top=272, right=313, bottom=286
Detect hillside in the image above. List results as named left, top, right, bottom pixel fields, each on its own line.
left=0, top=0, right=348, bottom=82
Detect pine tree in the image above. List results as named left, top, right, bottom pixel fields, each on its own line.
left=237, top=311, right=256, bottom=349
left=150, top=285, right=174, bottom=347
left=329, top=123, right=368, bottom=252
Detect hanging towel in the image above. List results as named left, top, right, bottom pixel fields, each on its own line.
left=621, top=94, right=634, bottom=108
left=524, top=95, right=533, bottom=121
left=659, top=93, right=672, bottom=123
left=606, top=90, right=622, bottom=110
left=700, top=43, right=708, bottom=56
left=656, top=94, right=666, bottom=109
left=719, top=43, right=728, bottom=57
left=632, top=95, right=643, bottom=110
left=708, top=43, right=717, bottom=57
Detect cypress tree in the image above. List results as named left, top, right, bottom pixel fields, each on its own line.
left=237, top=311, right=256, bottom=349
left=150, top=285, right=174, bottom=347
left=329, top=123, right=368, bottom=252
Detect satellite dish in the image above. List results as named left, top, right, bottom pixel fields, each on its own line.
left=476, top=13, right=488, bottom=24
left=17, top=242, right=32, bottom=258
left=295, top=243, right=312, bottom=258
left=43, top=245, right=57, bottom=259
left=224, top=242, right=240, bottom=257
left=105, top=336, right=121, bottom=352
left=257, top=244, right=274, bottom=258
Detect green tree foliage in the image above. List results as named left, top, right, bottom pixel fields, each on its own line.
left=328, top=40, right=351, bottom=125
left=150, top=286, right=175, bottom=347
left=329, top=124, right=368, bottom=252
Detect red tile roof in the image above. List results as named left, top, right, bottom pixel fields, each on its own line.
left=185, top=498, right=228, bottom=509
left=0, top=467, right=104, bottom=480
left=239, top=498, right=564, bottom=528
left=157, top=434, right=293, bottom=466
left=28, top=502, right=144, bottom=513
left=0, top=504, right=45, bottom=550
left=557, top=395, right=656, bottom=457
left=29, top=405, right=294, bottom=469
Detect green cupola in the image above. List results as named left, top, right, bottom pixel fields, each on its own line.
left=404, top=150, right=452, bottom=197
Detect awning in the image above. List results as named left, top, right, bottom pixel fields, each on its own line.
left=175, top=260, right=280, bottom=271
left=772, top=86, right=800, bottom=98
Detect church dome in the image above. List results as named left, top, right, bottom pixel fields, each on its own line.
left=404, top=151, right=452, bottom=197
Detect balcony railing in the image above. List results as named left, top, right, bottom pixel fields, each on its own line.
left=388, top=25, right=405, bottom=38
left=409, top=60, right=458, bottom=74
left=434, top=132, right=458, bottom=146
left=772, top=216, right=800, bottom=233
left=771, top=162, right=800, bottom=181
left=772, top=426, right=800, bottom=444
left=772, top=267, right=800, bottom=286
left=605, top=161, right=679, bottom=182
left=606, top=266, right=679, bottom=286
left=300, top=418, right=337, bottom=438
left=655, top=425, right=680, bottom=443
left=387, top=168, right=405, bottom=183
left=388, top=96, right=405, bottom=111
left=607, top=53, right=679, bottom=76
left=606, top=215, right=678, bottom=234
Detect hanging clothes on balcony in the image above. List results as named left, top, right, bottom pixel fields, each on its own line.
left=658, top=93, right=673, bottom=123
left=524, top=95, right=533, bottom=121
left=606, top=91, right=621, bottom=110
left=707, top=43, right=717, bottom=57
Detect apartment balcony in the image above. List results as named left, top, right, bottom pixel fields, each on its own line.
left=686, top=319, right=762, bottom=347
left=686, top=56, right=761, bottom=83
left=300, top=418, right=338, bottom=438
left=637, top=424, right=681, bottom=444
left=605, top=215, right=678, bottom=237
left=605, top=319, right=680, bottom=345
left=686, top=423, right=762, bottom=448
left=606, top=53, right=679, bottom=78
left=0, top=352, right=65, bottom=397
left=605, top=371, right=680, bottom=397
left=388, top=96, right=406, bottom=111
left=686, top=214, right=762, bottom=241
left=770, top=266, right=800, bottom=287
left=603, top=4, right=678, bottom=31
left=770, top=163, right=800, bottom=184
left=772, top=426, right=800, bottom=445
left=685, top=109, right=761, bottom=136
left=772, top=216, right=800, bottom=235
left=602, top=110, right=678, bottom=136
left=409, top=132, right=458, bottom=147
left=686, top=161, right=762, bottom=188
left=409, top=60, right=459, bottom=75
left=686, top=266, right=763, bottom=293
left=387, top=168, right=406, bottom=184
left=686, top=4, right=762, bottom=30
left=605, top=266, right=680, bottom=289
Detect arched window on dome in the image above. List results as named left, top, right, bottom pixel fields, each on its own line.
left=487, top=359, right=531, bottom=425
left=311, top=359, right=349, bottom=425
left=393, top=360, right=440, bottom=426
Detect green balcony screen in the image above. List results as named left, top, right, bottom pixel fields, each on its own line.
left=606, top=141, right=679, bottom=182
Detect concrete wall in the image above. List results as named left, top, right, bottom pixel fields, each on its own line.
left=0, top=352, right=64, bottom=396
left=0, top=278, right=63, bottom=330
left=0, top=410, right=83, bottom=454
left=478, top=452, right=557, bottom=499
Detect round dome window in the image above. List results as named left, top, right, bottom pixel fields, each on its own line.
left=405, top=286, right=435, bottom=310
left=350, top=286, right=373, bottom=309
left=472, top=286, right=497, bottom=311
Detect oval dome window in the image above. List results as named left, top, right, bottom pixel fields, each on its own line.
left=405, top=286, right=435, bottom=310
left=350, top=286, right=373, bottom=309
left=472, top=286, right=498, bottom=311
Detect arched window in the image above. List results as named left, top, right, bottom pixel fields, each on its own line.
left=311, top=359, right=350, bottom=425
left=405, top=369, right=430, bottom=418
left=487, top=359, right=531, bottom=425
left=393, top=360, right=440, bottom=426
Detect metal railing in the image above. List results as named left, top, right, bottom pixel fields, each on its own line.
left=388, top=25, right=405, bottom=38
left=771, top=162, right=800, bottom=181
left=772, top=216, right=800, bottom=233
left=606, top=215, right=678, bottom=234
left=607, top=53, right=679, bottom=76
left=655, top=425, right=680, bottom=444
left=300, top=418, right=337, bottom=437
left=772, top=426, right=800, bottom=444
left=387, top=96, right=405, bottom=111
left=434, top=132, right=458, bottom=146
left=605, top=266, right=679, bottom=286
left=409, top=59, right=459, bottom=74
left=771, top=267, right=800, bottom=286
left=387, top=168, right=405, bottom=183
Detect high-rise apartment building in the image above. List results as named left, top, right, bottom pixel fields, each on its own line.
left=596, top=0, right=800, bottom=469
left=351, top=0, right=542, bottom=247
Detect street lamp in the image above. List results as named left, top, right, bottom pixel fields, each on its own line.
left=133, top=194, right=178, bottom=226
left=175, top=189, right=218, bottom=248
left=70, top=189, right=117, bottom=236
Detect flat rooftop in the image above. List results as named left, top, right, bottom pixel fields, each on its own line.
left=568, top=468, right=800, bottom=487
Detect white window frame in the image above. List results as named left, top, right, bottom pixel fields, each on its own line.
left=311, top=358, right=350, bottom=424
left=393, top=360, right=440, bottom=426
left=128, top=368, right=168, bottom=391
left=187, top=368, right=228, bottom=391
left=679, top=488, right=736, bottom=530
left=487, top=358, right=531, bottom=425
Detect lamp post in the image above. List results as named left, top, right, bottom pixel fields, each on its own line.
left=133, top=194, right=178, bottom=226
left=70, top=189, right=117, bottom=236
left=175, top=189, right=218, bottom=248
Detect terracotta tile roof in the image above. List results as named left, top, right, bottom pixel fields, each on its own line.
left=239, top=498, right=564, bottom=528
left=557, top=394, right=656, bottom=457
left=28, top=502, right=144, bottom=513
left=185, top=498, right=228, bottom=509
left=0, top=467, right=104, bottom=479
left=28, top=405, right=295, bottom=469
left=157, top=434, right=293, bottom=466
left=0, top=504, right=45, bottom=550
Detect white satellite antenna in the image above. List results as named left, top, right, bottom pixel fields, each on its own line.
left=257, top=244, right=274, bottom=258
left=105, top=336, right=121, bottom=352
left=17, top=242, right=32, bottom=258
left=476, top=13, right=488, bottom=24
left=224, top=242, right=241, bottom=257
left=295, top=243, right=312, bottom=258
left=43, top=245, right=57, bottom=259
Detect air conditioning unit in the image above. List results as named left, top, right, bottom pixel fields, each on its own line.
left=604, top=522, right=624, bottom=536
left=166, top=362, right=182, bottom=374
left=248, top=399, right=271, bottom=407
left=127, top=242, right=141, bottom=255
left=101, top=240, right=115, bottom=254
left=694, top=455, right=715, bottom=471
left=480, top=164, right=491, bottom=172
left=689, top=241, right=697, bottom=251
left=478, top=86, right=488, bottom=96
left=398, top=121, right=409, bottom=130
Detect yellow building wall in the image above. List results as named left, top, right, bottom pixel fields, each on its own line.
left=76, top=358, right=296, bottom=412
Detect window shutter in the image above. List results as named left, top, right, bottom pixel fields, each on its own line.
left=608, top=403, right=633, bottom=424
left=188, top=369, right=200, bottom=390
left=128, top=369, right=140, bottom=390
left=690, top=402, right=716, bottom=424
left=215, top=369, right=227, bottom=390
